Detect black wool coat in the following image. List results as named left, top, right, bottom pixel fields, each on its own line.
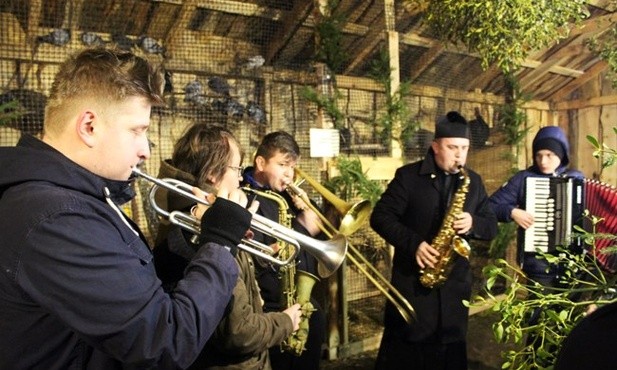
left=370, top=150, right=497, bottom=344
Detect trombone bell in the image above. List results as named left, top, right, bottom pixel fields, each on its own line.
left=339, top=199, right=372, bottom=236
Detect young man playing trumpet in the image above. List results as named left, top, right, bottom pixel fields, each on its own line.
left=153, top=123, right=303, bottom=370
left=0, top=47, right=250, bottom=369
left=241, top=130, right=325, bottom=370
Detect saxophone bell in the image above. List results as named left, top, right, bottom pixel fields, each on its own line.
left=452, top=236, right=471, bottom=259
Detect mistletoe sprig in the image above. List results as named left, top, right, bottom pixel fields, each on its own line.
left=468, top=212, right=617, bottom=369
left=587, top=128, right=617, bottom=170
left=412, top=0, right=589, bottom=73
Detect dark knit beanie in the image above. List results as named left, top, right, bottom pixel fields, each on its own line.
left=533, top=137, right=565, bottom=161
left=434, top=111, right=470, bottom=139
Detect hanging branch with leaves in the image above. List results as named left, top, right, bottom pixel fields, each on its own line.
left=586, top=26, right=617, bottom=89
left=406, top=0, right=589, bottom=73
left=314, top=0, right=347, bottom=74
left=587, top=128, right=617, bottom=173
left=323, top=156, right=384, bottom=206
left=368, top=48, right=418, bottom=150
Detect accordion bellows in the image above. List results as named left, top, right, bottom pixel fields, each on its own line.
left=585, top=179, right=617, bottom=273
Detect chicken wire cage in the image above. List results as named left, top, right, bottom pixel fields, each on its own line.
left=0, top=0, right=511, bottom=360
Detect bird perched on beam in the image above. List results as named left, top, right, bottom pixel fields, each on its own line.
left=246, top=101, right=266, bottom=125
left=36, top=29, right=71, bottom=47
left=207, top=76, right=231, bottom=97
left=183, top=80, right=207, bottom=107
left=80, top=32, right=106, bottom=47
left=138, top=36, right=166, bottom=56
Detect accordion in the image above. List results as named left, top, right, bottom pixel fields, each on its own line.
left=521, top=177, right=585, bottom=256
left=521, top=177, right=617, bottom=273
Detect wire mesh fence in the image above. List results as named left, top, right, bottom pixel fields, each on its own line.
left=0, top=0, right=514, bottom=358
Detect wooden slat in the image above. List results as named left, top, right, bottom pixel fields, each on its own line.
left=146, top=2, right=180, bottom=39
left=165, top=0, right=198, bottom=59
left=519, top=44, right=587, bottom=92
left=553, top=94, right=617, bottom=110
left=199, top=0, right=283, bottom=20
left=410, top=44, right=443, bottom=81
left=343, top=19, right=385, bottom=74
left=264, top=0, right=313, bottom=63
left=549, top=60, right=609, bottom=101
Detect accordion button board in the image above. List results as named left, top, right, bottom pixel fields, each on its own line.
left=522, top=177, right=585, bottom=254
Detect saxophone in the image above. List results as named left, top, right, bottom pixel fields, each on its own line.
left=243, top=187, right=318, bottom=356
left=419, top=166, right=471, bottom=289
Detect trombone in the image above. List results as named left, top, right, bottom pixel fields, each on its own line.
left=289, top=167, right=417, bottom=323
left=132, top=167, right=347, bottom=278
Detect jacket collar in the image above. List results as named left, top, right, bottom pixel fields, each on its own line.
left=2, top=135, right=135, bottom=205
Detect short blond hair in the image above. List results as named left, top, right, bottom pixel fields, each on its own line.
left=44, top=47, right=165, bottom=135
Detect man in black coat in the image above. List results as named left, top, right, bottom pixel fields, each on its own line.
left=370, top=111, right=498, bottom=370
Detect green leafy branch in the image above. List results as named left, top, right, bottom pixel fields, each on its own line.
left=300, top=85, right=345, bottom=130
left=469, top=213, right=617, bottom=369
left=324, top=156, right=384, bottom=206
left=587, top=128, right=617, bottom=171
left=0, top=100, right=24, bottom=127
left=314, top=0, right=348, bottom=74
left=586, top=26, right=617, bottom=89
left=413, top=0, right=589, bottom=73
left=368, top=48, right=419, bottom=150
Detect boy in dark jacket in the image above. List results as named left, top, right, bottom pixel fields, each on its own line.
left=241, top=131, right=326, bottom=370
left=0, top=48, right=250, bottom=369
left=489, top=125, right=583, bottom=285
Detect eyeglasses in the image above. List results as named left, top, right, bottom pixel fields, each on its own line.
left=228, top=165, right=244, bottom=177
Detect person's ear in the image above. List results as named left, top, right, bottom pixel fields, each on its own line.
left=75, top=110, right=97, bottom=147
left=255, top=155, right=266, bottom=171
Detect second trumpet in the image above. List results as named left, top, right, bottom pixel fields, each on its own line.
left=133, top=167, right=347, bottom=278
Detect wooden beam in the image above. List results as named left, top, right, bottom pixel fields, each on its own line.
left=569, top=12, right=617, bottom=38
left=549, top=60, right=608, bottom=101
left=553, top=94, right=617, bottom=110
left=400, top=32, right=439, bottom=48
left=165, top=0, right=199, bottom=60
left=264, top=0, right=313, bottom=63
left=343, top=21, right=385, bottom=74
left=519, top=44, right=586, bottom=91
left=26, top=0, right=42, bottom=46
left=410, top=44, right=444, bottom=81
left=197, top=0, right=283, bottom=20
left=467, top=65, right=501, bottom=92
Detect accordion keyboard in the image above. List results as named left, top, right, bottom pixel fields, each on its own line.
left=522, top=177, right=584, bottom=254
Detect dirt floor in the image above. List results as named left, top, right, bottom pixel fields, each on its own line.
left=320, top=245, right=514, bottom=370
left=320, top=310, right=510, bottom=370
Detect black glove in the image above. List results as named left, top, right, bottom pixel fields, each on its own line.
left=199, top=197, right=251, bottom=256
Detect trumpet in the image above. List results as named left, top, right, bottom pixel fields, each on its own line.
left=132, top=167, right=347, bottom=277
left=289, top=167, right=417, bottom=323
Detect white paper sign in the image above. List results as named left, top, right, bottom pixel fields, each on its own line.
left=309, top=128, right=340, bottom=158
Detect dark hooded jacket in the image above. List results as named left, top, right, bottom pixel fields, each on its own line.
left=488, top=126, right=584, bottom=266
left=153, top=160, right=294, bottom=370
left=370, top=149, right=497, bottom=343
left=0, top=135, right=238, bottom=370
